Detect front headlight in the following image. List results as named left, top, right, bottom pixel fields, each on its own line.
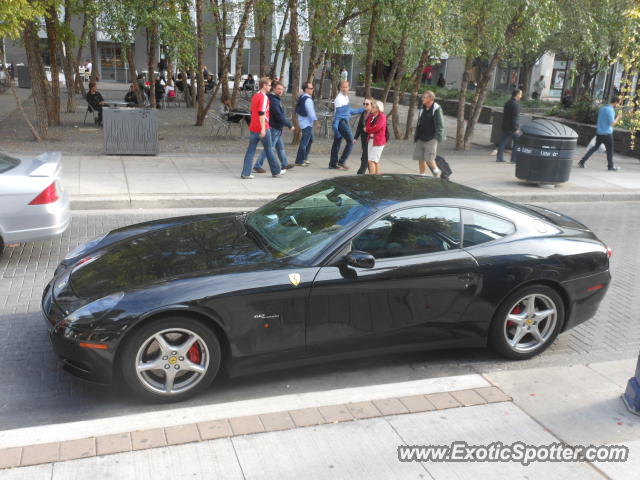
left=64, top=292, right=125, bottom=326
left=64, top=233, right=108, bottom=261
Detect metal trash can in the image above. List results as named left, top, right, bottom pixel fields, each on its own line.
left=103, top=107, right=158, bottom=155
left=514, top=118, right=577, bottom=184
left=17, top=65, right=31, bottom=89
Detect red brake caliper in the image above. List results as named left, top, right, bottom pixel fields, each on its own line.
left=507, top=305, right=522, bottom=327
left=188, top=343, right=201, bottom=363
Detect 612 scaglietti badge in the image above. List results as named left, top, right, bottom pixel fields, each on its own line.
left=42, top=175, right=611, bottom=402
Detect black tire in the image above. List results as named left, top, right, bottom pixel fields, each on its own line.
left=489, top=284, right=564, bottom=360
left=120, top=316, right=221, bottom=402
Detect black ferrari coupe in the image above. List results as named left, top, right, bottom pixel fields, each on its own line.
left=43, top=175, right=611, bottom=401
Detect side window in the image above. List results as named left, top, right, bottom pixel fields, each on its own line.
left=352, top=207, right=460, bottom=259
left=462, top=210, right=515, bottom=247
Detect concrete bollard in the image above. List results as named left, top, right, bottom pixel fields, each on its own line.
left=622, top=352, right=640, bottom=415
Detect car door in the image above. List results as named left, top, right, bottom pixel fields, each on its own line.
left=306, top=206, right=480, bottom=353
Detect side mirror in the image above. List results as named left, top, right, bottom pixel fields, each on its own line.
left=345, top=250, right=375, bottom=269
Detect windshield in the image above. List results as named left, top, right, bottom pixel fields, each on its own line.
left=246, top=182, right=376, bottom=262
left=0, top=153, right=20, bottom=174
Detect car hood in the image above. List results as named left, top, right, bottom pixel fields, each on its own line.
left=69, top=214, right=279, bottom=298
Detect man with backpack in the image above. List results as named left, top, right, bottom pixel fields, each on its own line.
left=294, top=82, right=318, bottom=167
left=413, top=90, right=445, bottom=177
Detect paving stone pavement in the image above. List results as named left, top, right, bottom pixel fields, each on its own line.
left=0, top=202, right=638, bottom=432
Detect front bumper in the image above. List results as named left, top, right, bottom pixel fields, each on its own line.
left=42, top=282, right=118, bottom=385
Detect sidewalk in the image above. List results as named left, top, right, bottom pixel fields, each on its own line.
left=10, top=118, right=640, bottom=210
left=0, top=359, right=637, bottom=478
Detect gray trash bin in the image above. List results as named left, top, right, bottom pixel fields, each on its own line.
left=17, top=65, right=31, bottom=89
left=103, top=107, right=158, bottom=155
left=514, top=118, right=577, bottom=184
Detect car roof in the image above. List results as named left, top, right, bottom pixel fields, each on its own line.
left=327, top=174, right=510, bottom=209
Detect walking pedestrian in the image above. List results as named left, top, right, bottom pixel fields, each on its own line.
left=254, top=81, right=295, bottom=172
left=354, top=97, right=374, bottom=174
left=240, top=77, right=286, bottom=179
left=496, top=89, right=523, bottom=163
left=329, top=81, right=364, bottom=170
left=532, top=75, right=545, bottom=100
left=294, top=82, right=318, bottom=167
left=413, top=90, right=445, bottom=177
left=578, top=96, right=622, bottom=171
left=364, top=100, right=387, bottom=175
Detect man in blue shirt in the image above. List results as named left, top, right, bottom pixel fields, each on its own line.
left=294, top=82, right=318, bottom=166
left=578, top=96, right=621, bottom=171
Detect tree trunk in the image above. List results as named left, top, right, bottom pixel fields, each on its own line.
left=74, top=10, right=88, bottom=97
left=89, top=19, right=98, bottom=82
left=317, top=59, right=328, bottom=100
left=269, top=3, right=289, bottom=79
left=198, top=0, right=255, bottom=125
left=404, top=49, right=430, bottom=140
left=195, top=0, right=206, bottom=123
left=381, top=31, right=407, bottom=104
left=390, top=50, right=410, bottom=139
left=24, top=21, right=50, bottom=139
left=125, top=46, right=143, bottom=106
left=463, top=51, right=501, bottom=149
left=520, top=60, right=535, bottom=98
left=2, top=57, right=41, bottom=141
left=61, top=0, right=76, bottom=113
left=231, top=20, right=248, bottom=107
left=288, top=0, right=300, bottom=142
left=45, top=8, right=61, bottom=126
left=363, top=2, right=379, bottom=97
left=330, top=52, right=339, bottom=98
left=455, top=56, right=473, bottom=150
left=147, top=25, right=158, bottom=108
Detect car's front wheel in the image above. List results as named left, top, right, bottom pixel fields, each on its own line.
left=120, top=316, right=221, bottom=402
left=489, top=285, right=564, bottom=360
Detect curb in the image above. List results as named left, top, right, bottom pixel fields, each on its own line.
left=0, top=386, right=510, bottom=470
left=69, top=191, right=640, bottom=210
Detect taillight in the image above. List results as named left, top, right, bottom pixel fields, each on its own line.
left=606, top=247, right=612, bottom=258
left=29, top=181, right=58, bottom=205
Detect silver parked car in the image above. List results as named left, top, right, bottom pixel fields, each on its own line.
left=0, top=151, right=71, bottom=256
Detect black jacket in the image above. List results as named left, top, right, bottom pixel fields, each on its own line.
left=353, top=111, right=367, bottom=142
left=268, top=93, right=292, bottom=131
left=502, top=98, right=521, bottom=132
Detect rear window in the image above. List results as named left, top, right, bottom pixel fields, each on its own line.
left=463, top=210, right=515, bottom=247
left=0, top=153, right=20, bottom=173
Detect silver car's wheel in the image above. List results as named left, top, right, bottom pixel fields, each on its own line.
left=121, top=317, right=221, bottom=402
left=490, top=285, right=564, bottom=360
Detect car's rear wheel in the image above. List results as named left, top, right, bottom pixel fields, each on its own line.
left=120, top=317, right=221, bottom=402
left=489, top=285, right=564, bottom=360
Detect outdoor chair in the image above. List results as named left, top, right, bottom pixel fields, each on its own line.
left=84, top=103, right=99, bottom=125
left=209, top=112, right=232, bottom=138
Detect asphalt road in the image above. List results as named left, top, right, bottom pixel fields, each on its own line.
left=0, top=203, right=637, bottom=432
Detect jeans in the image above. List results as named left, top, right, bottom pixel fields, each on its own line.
left=295, top=126, right=314, bottom=165
left=241, top=131, right=281, bottom=177
left=255, top=129, right=288, bottom=168
left=330, top=119, right=354, bottom=167
left=581, top=134, right=614, bottom=169
left=497, top=130, right=522, bottom=163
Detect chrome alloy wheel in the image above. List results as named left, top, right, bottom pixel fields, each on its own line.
left=503, top=293, right=557, bottom=353
left=135, top=328, right=210, bottom=395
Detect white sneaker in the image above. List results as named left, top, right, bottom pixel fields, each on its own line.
left=241, top=175, right=254, bottom=179
left=419, top=173, right=428, bottom=176
left=272, top=169, right=287, bottom=177
left=432, top=168, right=441, bottom=178
left=490, top=149, right=498, bottom=155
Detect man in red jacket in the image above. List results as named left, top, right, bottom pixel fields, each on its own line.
left=241, top=77, right=286, bottom=179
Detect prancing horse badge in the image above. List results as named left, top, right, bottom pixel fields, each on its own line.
left=289, top=273, right=301, bottom=287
